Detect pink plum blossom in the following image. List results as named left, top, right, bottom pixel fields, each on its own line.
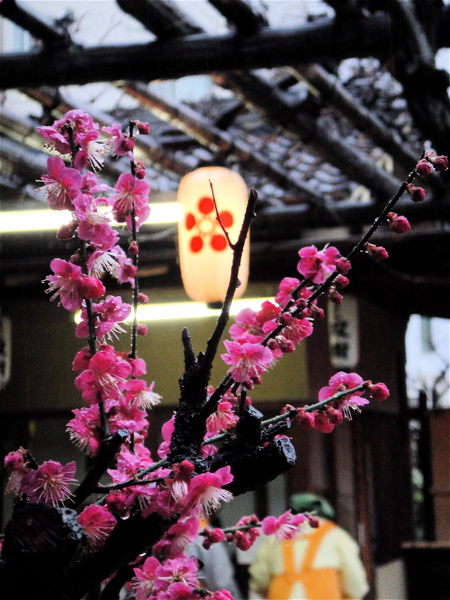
left=183, top=466, right=234, bottom=516
left=297, top=245, right=341, bottom=284
left=229, top=301, right=281, bottom=343
left=76, top=295, right=132, bottom=340
left=206, top=401, right=238, bottom=437
left=157, top=415, right=176, bottom=458
left=20, top=460, right=76, bottom=506
left=44, top=258, right=105, bottom=311
left=66, top=404, right=103, bottom=456
left=261, top=510, right=309, bottom=539
left=124, top=379, right=161, bottom=409
left=318, top=371, right=368, bottom=420
left=102, top=123, right=135, bottom=157
left=37, top=109, right=99, bottom=155
left=110, top=173, right=151, bottom=231
left=78, top=504, right=117, bottom=551
left=275, top=277, right=301, bottom=307
left=211, top=591, right=234, bottom=600
left=133, top=556, right=160, bottom=600
left=221, top=340, right=275, bottom=383
left=153, top=517, right=200, bottom=559
left=39, top=156, right=82, bottom=210
left=74, top=350, right=132, bottom=404
left=74, top=129, right=112, bottom=171
left=153, top=555, right=199, bottom=592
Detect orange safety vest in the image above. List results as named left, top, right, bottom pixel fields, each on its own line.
left=267, top=520, right=343, bottom=600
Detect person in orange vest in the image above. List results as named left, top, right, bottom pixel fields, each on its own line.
left=248, top=494, right=369, bottom=600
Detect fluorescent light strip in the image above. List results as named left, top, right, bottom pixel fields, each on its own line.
left=0, top=203, right=182, bottom=233
left=75, top=297, right=268, bottom=323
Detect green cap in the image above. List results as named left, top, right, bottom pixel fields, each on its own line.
left=289, top=493, right=335, bottom=520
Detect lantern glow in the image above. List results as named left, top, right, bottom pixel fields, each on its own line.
left=177, top=166, right=250, bottom=304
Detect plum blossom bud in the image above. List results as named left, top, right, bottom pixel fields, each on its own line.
left=137, top=292, right=149, bottom=304
left=335, top=257, right=351, bottom=275
left=387, top=212, right=411, bottom=234
left=367, top=381, right=390, bottom=401
left=327, top=407, right=343, bottom=425
left=415, top=159, right=433, bottom=178
left=327, top=287, right=343, bottom=305
left=279, top=313, right=294, bottom=327
left=136, top=324, right=148, bottom=336
left=406, top=184, right=426, bottom=203
left=134, top=159, right=146, bottom=179
left=267, top=338, right=280, bottom=352
left=296, top=407, right=315, bottom=429
left=133, top=120, right=150, bottom=135
left=295, top=298, right=308, bottom=310
left=364, top=242, right=389, bottom=262
left=57, top=219, right=78, bottom=240
left=4, top=449, right=27, bottom=471
left=334, top=275, right=350, bottom=290
left=128, top=240, right=139, bottom=255
left=276, top=335, right=295, bottom=353
left=309, top=305, right=325, bottom=320
left=426, top=152, right=449, bottom=172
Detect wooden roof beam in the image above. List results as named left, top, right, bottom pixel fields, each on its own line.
left=116, top=0, right=202, bottom=39
left=125, top=0, right=404, bottom=200
left=207, top=0, right=268, bottom=34
left=291, top=63, right=421, bottom=172
left=122, top=81, right=333, bottom=207
left=2, top=9, right=450, bottom=90
left=0, top=0, right=71, bottom=47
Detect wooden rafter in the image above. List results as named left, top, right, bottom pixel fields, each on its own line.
left=1, top=2, right=449, bottom=90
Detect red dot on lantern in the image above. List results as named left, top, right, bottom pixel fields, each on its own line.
left=219, top=210, right=233, bottom=228
left=190, top=236, right=203, bottom=253
left=198, top=196, right=214, bottom=215
left=185, top=213, right=196, bottom=230
left=211, top=234, right=227, bottom=251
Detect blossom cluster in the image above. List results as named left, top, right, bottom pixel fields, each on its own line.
left=2, top=107, right=448, bottom=600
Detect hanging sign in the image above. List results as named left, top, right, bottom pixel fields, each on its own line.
left=328, top=295, right=359, bottom=369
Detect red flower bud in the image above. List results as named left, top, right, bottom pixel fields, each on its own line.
left=334, top=275, right=350, bottom=290
left=426, top=153, right=448, bottom=172
left=137, top=292, right=149, bottom=304
left=387, top=212, right=411, bottom=234
left=367, top=382, right=390, bottom=401
left=415, top=159, right=433, bottom=179
left=406, top=184, right=426, bottom=203
left=335, top=257, right=351, bottom=275
left=327, top=287, right=343, bottom=304
left=364, top=243, right=389, bottom=262
left=279, top=313, right=294, bottom=327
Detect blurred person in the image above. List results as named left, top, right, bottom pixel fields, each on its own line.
left=249, top=493, right=369, bottom=600
left=190, top=517, right=243, bottom=600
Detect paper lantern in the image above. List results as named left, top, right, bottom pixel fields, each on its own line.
left=177, top=166, right=249, bottom=304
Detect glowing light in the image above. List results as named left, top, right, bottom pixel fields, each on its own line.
left=0, top=203, right=182, bottom=233
left=75, top=297, right=268, bottom=323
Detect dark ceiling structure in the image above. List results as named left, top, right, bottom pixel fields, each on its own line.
left=0, top=0, right=449, bottom=317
